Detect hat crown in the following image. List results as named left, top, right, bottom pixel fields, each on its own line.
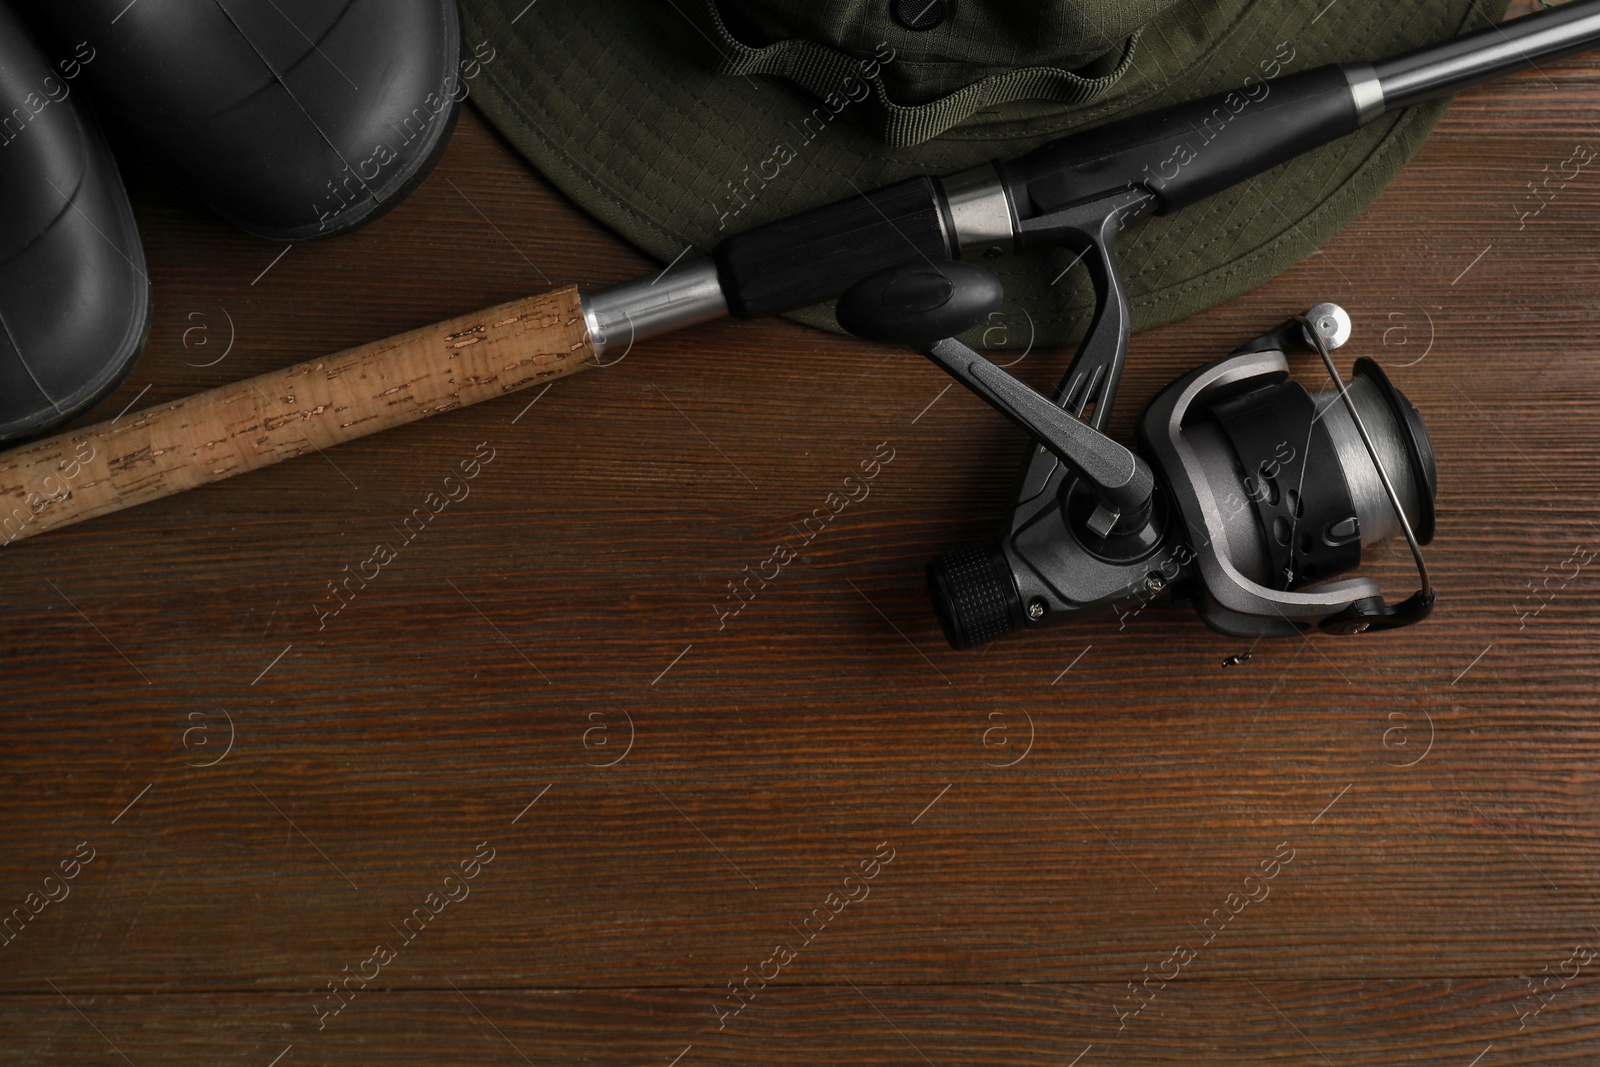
left=719, top=0, right=1176, bottom=105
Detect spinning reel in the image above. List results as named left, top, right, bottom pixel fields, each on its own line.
left=837, top=260, right=1436, bottom=650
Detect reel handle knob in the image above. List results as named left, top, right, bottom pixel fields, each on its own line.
left=835, top=261, right=1003, bottom=345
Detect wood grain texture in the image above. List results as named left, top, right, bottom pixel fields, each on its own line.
left=0, top=287, right=589, bottom=544
left=4, top=3, right=1600, bottom=1062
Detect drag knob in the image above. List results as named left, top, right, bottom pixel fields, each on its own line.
left=926, top=541, right=1022, bottom=650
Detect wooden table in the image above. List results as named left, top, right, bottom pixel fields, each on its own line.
left=5, top=6, right=1600, bottom=1063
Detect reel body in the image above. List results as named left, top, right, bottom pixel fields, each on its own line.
left=1138, top=336, right=1435, bottom=639
left=837, top=257, right=1437, bottom=650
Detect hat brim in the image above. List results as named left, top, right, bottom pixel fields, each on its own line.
left=459, top=0, right=1508, bottom=347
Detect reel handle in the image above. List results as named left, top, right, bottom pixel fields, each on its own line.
left=836, top=261, right=1156, bottom=535
left=918, top=337, right=1154, bottom=536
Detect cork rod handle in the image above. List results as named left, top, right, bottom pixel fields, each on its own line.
left=0, top=286, right=592, bottom=546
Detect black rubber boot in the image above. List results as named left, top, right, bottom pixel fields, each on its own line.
left=39, top=0, right=464, bottom=241
left=0, top=4, right=150, bottom=444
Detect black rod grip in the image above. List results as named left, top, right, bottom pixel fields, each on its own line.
left=1003, top=65, right=1360, bottom=221
left=712, top=177, right=953, bottom=319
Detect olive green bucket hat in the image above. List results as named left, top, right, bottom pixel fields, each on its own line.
left=458, top=0, right=1509, bottom=347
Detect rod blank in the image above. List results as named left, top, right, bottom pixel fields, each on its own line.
left=1373, top=0, right=1600, bottom=111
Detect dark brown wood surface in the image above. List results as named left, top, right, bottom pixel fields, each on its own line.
left=6, top=4, right=1600, bottom=1063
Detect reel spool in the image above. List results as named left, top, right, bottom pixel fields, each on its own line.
left=837, top=264, right=1437, bottom=649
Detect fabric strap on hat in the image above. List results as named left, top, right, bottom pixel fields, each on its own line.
left=695, top=0, right=1142, bottom=148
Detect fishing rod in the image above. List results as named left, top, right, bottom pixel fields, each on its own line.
left=580, top=0, right=1599, bottom=647
left=580, top=0, right=1600, bottom=358
left=3, top=0, right=1598, bottom=646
